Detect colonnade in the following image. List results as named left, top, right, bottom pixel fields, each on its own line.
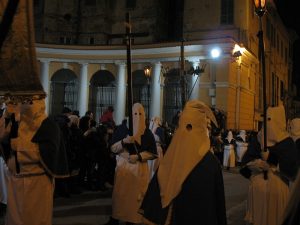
left=39, top=60, right=200, bottom=125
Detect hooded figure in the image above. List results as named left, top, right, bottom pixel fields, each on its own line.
left=243, top=105, right=298, bottom=225
left=139, top=100, right=227, bottom=225
left=289, top=118, right=300, bottom=167
left=4, top=99, right=58, bottom=225
left=223, top=130, right=236, bottom=168
left=236, top=130, right=248, bottom=164
left=0, top=0, right=68, bottom=223
left=104, top=103, right=157, bottom=225
left=148, top=116, right=165, bottom=179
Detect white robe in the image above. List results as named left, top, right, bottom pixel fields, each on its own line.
left=236, top=141, right=248, bottom=163
left=111, top=142, right=150, bottom=223
left=0, top=157, right=8, bottom=204
left=223, top=144, right=235, bottom=167
left=5, top=171, right=54, bottom=225
left=245, top=167, right=290, bottom=225
left=5, top=137, right=54, bottom=225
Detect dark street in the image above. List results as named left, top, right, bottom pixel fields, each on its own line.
left=50, top=169, right=249, bottom=225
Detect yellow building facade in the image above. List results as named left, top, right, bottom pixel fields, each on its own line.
left=34, top=0, right=294, bottom=131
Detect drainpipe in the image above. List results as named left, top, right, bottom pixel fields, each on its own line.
left=235, top=59, right=241, bottom=130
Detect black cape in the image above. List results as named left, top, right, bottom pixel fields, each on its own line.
left=111, top=122, right=157, bottom=155
left=268, top=137, right=298, bottom=181
left=31, top=117, right=69, bottom=178
left=140, top=151, right=227, bottom=225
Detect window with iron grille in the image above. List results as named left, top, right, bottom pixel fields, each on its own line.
left=89, top=71, right=116, bottom=123
left=271, top=72, right=279, bottom=106
left=50, top=69, right=78, bottom=116
left=126, top=0, right=136, bottom=9
left=163, top=69, right=183, bottom=125
left=132, top=70, right=150, bottom=119
left=221, top=0, right=234, bottom=25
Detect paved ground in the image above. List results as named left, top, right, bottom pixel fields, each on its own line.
left=0, top=168, right=250, bottom=225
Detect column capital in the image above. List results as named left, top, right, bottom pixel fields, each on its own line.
left=39, top=58, right=51, bottom=64
left=115, top=62, right=126, bottom=67
left=114, top=60, right=126, bottom=66
left=144, top=61, right=161, bottom=67
left=153, top=61, right=162, bottom=67
left=79, top=62, right=89, bottom=67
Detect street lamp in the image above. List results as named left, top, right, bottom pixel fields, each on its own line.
left=144, top=65, right=151, bottom=121
left=253, top=0, right=267, bottom=152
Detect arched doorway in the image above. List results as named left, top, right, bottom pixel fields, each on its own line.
left=50, top=69, right=78, bottom=115
left=132, top=70, right=150, bottom=118
left=163, top=69, right=183, bottom=125
left=89, top=70, right=116, bottom=122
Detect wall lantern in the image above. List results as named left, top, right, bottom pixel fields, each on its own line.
left=254, top=0, right=266, bottom=17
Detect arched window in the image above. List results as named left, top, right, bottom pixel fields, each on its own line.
left=132, top=70, right=150, bottom=119
left=89, top=70, right=115, bottom=122
left=50, top=69, right=78, bottom=115
left=163, top=69, right=183, bottom=125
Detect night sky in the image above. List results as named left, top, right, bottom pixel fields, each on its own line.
left=274, top=0, right=300, bottom=97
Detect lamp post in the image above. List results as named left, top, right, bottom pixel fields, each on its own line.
left=254, top=0, right=267, bottom=152
left=144, top=65, right=151, bottom=121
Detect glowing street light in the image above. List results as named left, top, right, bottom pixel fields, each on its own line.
left=211, top=48, right=221, bottom=58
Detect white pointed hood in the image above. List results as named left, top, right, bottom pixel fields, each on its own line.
left=258, top=105, right=289, bottom=148
left=11, top=99, right=47, bottom=153
left=226, top=130, right=234, bottom=143
left=132, top=103, right=146, bottom=145
left=237, top=130, right=246, bottom=142
left=157, top=100, right=217, bottom=208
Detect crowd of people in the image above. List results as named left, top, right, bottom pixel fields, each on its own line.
left=0, top=100, right=300, bottom=225
left=53, top=106, right=119, bottom=196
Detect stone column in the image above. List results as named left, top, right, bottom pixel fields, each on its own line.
left=150, top=62, right=162, bottom=119
left=189, top=61, right=200, bottom=100
left=77, top=63, right=89, bottom=117
left=39, top=60, right=50, bottom=115
left=209, top=63, right=217, bottom=108
left=114, top=63, right=126, bottom=125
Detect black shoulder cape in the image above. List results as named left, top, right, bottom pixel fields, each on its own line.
left=31, top=117, right=69, bottom=178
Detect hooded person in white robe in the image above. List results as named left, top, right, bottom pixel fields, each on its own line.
left=104, top=103, right=157, bottom=225
left=236, top=130, right=248, bottom=164
left=223, top=130, right=236, bottom=168
left=4, top=99, right=69, bottom=225
left=139, top=100, right=227, bottom=225
left=148, top=116, right=165, bottom=179
left=4, top=100, right=51, bottom=225
left=243, top=105, right=298, bottom=225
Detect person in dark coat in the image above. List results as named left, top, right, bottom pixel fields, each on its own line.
left=289, top=118, right=300, bottom=167
left=139, top=100, right=227, bottom=225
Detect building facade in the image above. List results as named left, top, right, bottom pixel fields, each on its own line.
left=33, top=0, right=295, bottom=131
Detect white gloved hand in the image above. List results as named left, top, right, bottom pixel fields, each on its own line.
left=128, top=154, right=139, bottom=164
left=123, top=135, right=135, bottom=144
